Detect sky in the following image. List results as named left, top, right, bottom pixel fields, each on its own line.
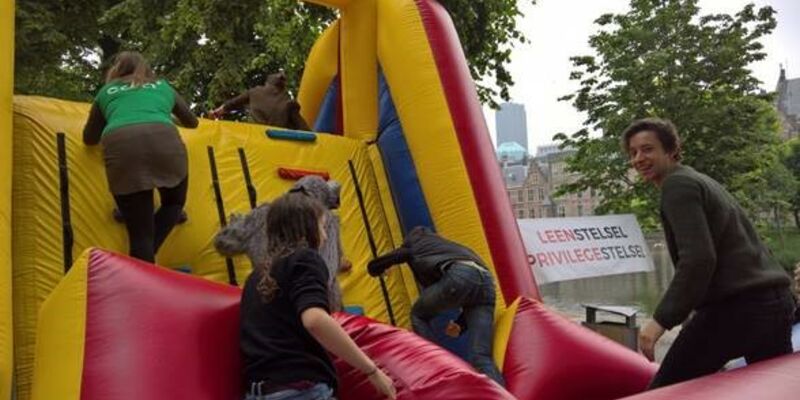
left=484, top=0, right=800, bottom=152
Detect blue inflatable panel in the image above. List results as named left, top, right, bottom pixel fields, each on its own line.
left=314, top=76, right=340, bottom=133
left=376, top=69, right=434, bottom=235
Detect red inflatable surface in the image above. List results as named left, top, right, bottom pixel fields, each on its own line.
left=81, top=250, right=243, bottom=400
left=502, top=298, right=656, bottom=400
left=39, top=250, right=800, bottom=400
left=333, top=313, right=514, bottom=399
left=620, top=352, right=800, bottom=400
left=73, top=250, right=512, bottom=399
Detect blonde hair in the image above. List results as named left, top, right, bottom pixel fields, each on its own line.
left=105, top=51, right=156, bottom=86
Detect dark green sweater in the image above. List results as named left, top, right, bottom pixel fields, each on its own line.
left=654, top=165, right=790, bottom=329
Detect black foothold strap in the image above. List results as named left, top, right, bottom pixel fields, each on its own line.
left=349, top=159, right=396, bottom=326
left=208, top=146, right=238, bottom=286
left=57, top=133, right=74, bottom=273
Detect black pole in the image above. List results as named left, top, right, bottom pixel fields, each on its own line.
left=348, top=159, right=396, bottom=325
left=364, top=148, right=398, bottom=247
left=207, top=146, right=238, bottom=286
left=237, top=148, right=258, bottom=210
left=57, top=133, right=74, bottom=273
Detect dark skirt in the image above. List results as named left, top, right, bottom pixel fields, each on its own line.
left=101, top=123, right=188, bottom=195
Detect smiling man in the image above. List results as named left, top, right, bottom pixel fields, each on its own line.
left=623, top=118, right=796, bottom=389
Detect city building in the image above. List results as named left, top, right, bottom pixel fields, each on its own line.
left=776, top=66, right=800, bottom=140
left=496, top=102, right=528, bottom=151
left=497, top=141, right=528, bottom=164
left=497, top=141, right=529, bottom=186
left=533, top=143, right=561, bottom=158
left=503, top=144, right=602, bottom=219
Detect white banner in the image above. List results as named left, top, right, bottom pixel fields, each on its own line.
left=517, top=214, right=654, bottom=284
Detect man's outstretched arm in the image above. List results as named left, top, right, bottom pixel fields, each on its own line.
left=210, top=90, right=250, bottom=118
left=367, top=247, right=412, bottom=276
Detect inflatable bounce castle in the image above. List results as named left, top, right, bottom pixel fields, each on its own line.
left=2, top=0, right=799, bottom=399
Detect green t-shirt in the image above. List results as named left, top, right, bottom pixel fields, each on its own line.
left=94, top=79, right=176, bottom=136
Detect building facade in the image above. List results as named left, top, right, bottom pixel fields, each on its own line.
left=776, top=66, right=800, bottom=140
left=496, top=102, right=528, bottom=151
left=504, top=145, right=602, bottom=219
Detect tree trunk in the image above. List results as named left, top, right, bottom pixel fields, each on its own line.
left=774, top=206, right=785, bottom=250
left=98, top=35, right=122, bottom=76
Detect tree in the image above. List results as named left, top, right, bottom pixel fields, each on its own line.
left=783, top=138, right=800, bottom=228
left=14, top=0, right=119, bottom=100
left=554, top=0, right=784, bottom=228
left=441, top=0, right=535, bottom=107
left=104, top=0, right=336, bottom=113
left=14, top=0, right=534, bottom=110
left=14, top=0, right=334, bottom=108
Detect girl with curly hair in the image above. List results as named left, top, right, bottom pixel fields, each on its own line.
left=239, top=192, right=395, bottom=400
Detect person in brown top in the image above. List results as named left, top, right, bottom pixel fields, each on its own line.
left=209, top=71, right=311, bottom=130
left=83, top=51, right=199, bottom=263
left=624, top=118, right=794, bottom=389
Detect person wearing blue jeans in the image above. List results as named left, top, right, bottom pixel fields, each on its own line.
left=245, top=382, right=333, bottom=400
left=240, top=193, right=396, bottom=400
left=368, top=226, right=505, bottom=386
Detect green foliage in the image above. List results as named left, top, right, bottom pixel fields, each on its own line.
left=763, top=227, right=800, bottom=273
left=782, top=138, right=800, bottom=228
left=14, top=0, right=533, bottom=111
left=555, top=0, right=786, bottom=226
left=441, top=0, right=535, bottom=107
left=14, top=0, right=114, bottom=100
left=107, top=0, right=336, bottom=113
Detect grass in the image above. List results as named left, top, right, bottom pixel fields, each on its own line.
left=763, top=227, right=800, bottom=273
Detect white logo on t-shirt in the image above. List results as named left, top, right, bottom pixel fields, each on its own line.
left=106, top=80, right=163, bottom=95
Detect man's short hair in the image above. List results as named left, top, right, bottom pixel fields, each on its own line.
left=621, top=118, right=682, bottom=161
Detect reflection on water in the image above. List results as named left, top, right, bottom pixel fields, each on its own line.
left=538, top=234, right=673, bottom=318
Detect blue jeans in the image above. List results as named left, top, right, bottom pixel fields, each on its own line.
left=411, top=262, right=505, bottom=386
left=244, top=383, right=333, bottom=400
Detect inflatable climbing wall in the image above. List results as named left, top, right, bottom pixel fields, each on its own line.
left=15, top=1, right=800, bottom=400
left=0, top=1, right=14, bottom=399
left=11, top=96, right=423, bottom=400
left=10, top=2, right=542, bottom=397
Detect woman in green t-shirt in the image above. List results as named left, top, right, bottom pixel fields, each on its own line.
left=83, top=51, right=198, bottom=263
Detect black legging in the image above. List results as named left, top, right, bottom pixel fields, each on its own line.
left=113, top=177, right=188, bottom=263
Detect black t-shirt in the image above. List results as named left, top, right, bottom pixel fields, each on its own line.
left=240, top=248, right=337, bottom=390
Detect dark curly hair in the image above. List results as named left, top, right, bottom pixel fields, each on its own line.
left=621, top=118, right=682, bottom=161
left=257, top=191, right=325, bottom=301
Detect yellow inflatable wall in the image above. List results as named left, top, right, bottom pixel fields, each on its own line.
left=11, top=1, right=540, bottom=397
left=11, top=96, right=417, bottom=399
left=1, top=1, right=14, bottom=399
left=299, top=0, right=538, bottom=312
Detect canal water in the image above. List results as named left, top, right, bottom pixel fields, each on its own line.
left=536, top=233, right=679, bottom=360
left=538, top=233, right=674, bottom=319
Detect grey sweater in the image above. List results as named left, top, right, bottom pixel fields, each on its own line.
left=654, top=165, right=790, bottom=329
